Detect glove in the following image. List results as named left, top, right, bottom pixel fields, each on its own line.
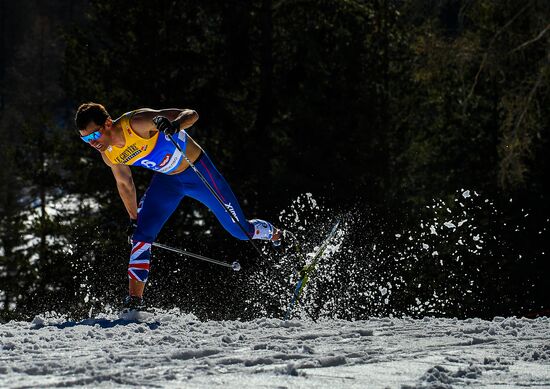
left=127, top=219, right=138, bottom=244
left=153, top=116, right=179, bottom=135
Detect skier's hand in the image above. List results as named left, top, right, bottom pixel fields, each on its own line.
left=153, top=116, right=179, bottom=135
left=127, top=219, right=138, bottom=244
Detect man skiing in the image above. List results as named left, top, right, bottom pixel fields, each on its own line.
left=75, top=103, right=281, bottom=309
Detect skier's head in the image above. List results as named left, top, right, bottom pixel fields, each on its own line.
left=75, top=102, right=115, bottom=152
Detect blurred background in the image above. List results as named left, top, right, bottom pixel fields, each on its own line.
left=0, top=0, right=548, bottom=322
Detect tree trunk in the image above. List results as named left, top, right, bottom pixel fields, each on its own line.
left=251, top=0, right=274, bottom=189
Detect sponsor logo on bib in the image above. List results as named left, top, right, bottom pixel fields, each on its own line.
left=159, top=154, right=172, bottom=168
left=115, top=143, right=141, bottom=164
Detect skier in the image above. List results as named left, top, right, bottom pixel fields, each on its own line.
left=75, top=103, right=282, bottom=310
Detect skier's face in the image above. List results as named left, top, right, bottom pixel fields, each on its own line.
left=79, top=119, right=112, bottom=152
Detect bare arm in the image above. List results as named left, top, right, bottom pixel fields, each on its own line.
left=101, top=153, right=138, bottom=219
left=130, top=108, right=199, bottom=135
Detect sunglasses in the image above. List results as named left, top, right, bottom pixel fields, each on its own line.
left=80, top=127, right=103, bottom=143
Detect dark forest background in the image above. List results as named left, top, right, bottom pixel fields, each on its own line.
left=0, top=0, right=548, bottom=322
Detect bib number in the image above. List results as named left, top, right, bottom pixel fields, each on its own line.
left=141, top=160, right=157, bottom=169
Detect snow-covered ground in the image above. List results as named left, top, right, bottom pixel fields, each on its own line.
left=1, top=311, right=549, bottom=388
left=3, top=193, right=548, bottom=387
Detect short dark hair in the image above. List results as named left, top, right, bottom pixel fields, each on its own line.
left=75, top=102, right=110, bottom=131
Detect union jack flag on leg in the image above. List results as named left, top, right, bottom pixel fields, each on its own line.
left=128, top=241, right=151, bottom=282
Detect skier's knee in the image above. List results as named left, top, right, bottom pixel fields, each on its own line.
left=128, top=240, right=151, bottom=282
left=132, top=227, right=156, bottom=244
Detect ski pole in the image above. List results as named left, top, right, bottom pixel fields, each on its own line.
left=157, top=121, right=271, bottom=264
left=152, top=242, right=241, bottom=271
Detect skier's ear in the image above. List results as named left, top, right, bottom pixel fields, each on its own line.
left=104, top=117, right=113, bottom=129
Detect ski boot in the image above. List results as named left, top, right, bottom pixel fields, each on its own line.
left=271, top=228, right=285, bottom=248
left=120, top=296, right=154, bottom=321
left=122, top=295, right=146, bottom=312
left=250, top=219, right=282, bottom=247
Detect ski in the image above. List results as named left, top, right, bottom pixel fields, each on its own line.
left=284, top=219, right=341, bottom=320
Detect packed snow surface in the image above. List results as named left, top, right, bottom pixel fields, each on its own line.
left=1, top=311, right=550, bottom=388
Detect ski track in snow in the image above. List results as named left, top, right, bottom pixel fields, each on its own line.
left=1, top=312, right=549, bottom=388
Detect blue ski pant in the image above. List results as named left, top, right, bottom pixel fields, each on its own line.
left=132, top=152, right=257, bottom=244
